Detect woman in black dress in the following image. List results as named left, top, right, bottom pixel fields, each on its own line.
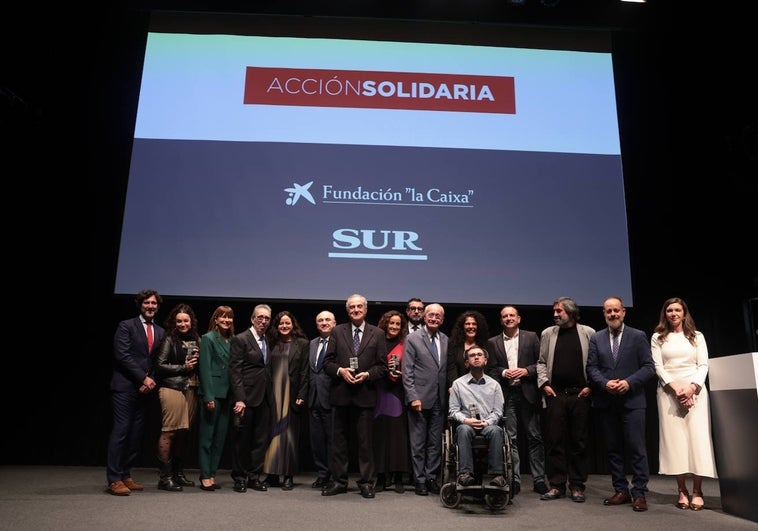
left=373, top=310, right=411, bottom=493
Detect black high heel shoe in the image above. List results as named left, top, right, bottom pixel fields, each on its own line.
left=675, top=488, right=690, bottom=510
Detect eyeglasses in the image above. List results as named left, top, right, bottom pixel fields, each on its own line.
left=254, top=315, right=271, bottom=321
left=407, top=306, right=424, bottom=312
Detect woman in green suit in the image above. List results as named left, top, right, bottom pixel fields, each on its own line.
left=197, top=305, right=235, bottom=491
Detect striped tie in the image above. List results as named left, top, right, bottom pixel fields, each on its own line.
left=611, top=330, right=619, bottom=362
left=353, top=328, right=361, bottom=354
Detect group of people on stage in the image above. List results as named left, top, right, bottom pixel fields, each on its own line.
left=105, top=290, right=718, bottom=515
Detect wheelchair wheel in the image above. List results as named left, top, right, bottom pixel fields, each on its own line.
left=485, top=492, right=508, bottom=510
left=503, top=430, right=516, bottom=501
left=440, top=482, right=461, bottom=508
left=440, top=425, right=456, bottom=485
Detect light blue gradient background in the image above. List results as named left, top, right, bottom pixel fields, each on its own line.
left=135, top=33, right=620, bottom=155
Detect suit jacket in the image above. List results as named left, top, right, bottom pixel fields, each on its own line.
left=229, top=328, right=273, bottom=407
left=536, top=323, right=596, bottom=389
left=308, top=336, right=332, bottom=410
left=445, top=343, right=468, bottom=390
left=111, top=316, right=165, bottom=392
left=586, top=325, right=655, bottom=409
left=324, top=322, right=388, bottom=408
left=487, top=329, right=541, bottom=405
left=198, top=329, right=231, bottom=401
left=402, top=328, right=449, bottom=409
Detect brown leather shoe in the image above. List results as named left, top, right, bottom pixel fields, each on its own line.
left=604, top=492, right=631, bottom=505
left=632, top=496, right=648, bottom=512
left=107, top=481, right=131, bottom=496
left=122, top=477, right=144, bottom=491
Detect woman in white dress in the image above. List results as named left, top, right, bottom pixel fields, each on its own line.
left=651, top=297, right=717, bottom=512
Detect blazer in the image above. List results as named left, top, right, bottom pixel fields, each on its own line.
left=111, top=316, right=165, bottom=392
left=536, top=323, right=596, bottom=389
left=198, top=329, right=231, bottom=401
left=308, top=336, right=332, bottom=410
left=229, top=328, right=273, bottom=407
left=487, top=329, right=541, bottom=405
left=324, top=322, right=388, bottom=408
left=586, top=325, right=655, bottom=409
left=402, top=328, right=449, bottom=409
left=445, top=343, right=468, bottom=390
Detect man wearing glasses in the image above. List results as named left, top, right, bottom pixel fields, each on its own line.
left=229, top=304, right=274, bottom=493
left=406, top=298, right=425, bottom=334
left=403, top=303, right=448, bottom=496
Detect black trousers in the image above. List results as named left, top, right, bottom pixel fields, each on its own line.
left=230, top=401, right=271, bottom=482
left=543, top=390, right=590, bottom=491
left=330, top=404, right=374, bottom=485
left=309, top=405, right=332, bottom=480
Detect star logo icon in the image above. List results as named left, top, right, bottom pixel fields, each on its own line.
left=284, top=181, right=316, bottom=206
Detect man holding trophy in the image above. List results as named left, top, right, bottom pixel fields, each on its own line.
left=322, top=294, right=388, bottom=499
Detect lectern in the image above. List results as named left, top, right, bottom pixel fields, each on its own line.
left=708, top=352, right=758, bottom=523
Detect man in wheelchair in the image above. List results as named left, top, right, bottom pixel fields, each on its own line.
left=448, top=346, right=507, bottom=489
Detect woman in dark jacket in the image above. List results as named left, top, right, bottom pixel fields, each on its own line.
left=154, top=303, right=201, bottom=491
left=262, top=311, right=310, bottom=490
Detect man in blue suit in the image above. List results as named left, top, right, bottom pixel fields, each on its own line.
left=403, top=302, right=448, bottom=496
left=586, top=296, right=655, bottom=512
left=106, top=289, right=164, bottom=496
left=308, top=310, right=336, bottom=489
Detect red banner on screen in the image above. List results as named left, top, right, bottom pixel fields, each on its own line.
left=243, top=67, right=516, bottom=114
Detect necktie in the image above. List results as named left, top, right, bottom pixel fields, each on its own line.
left=412, top=324, right=419, bottom=331
left=146, top=322, right=154, bottom=352
left=430, top=334, right=439, bottom=364
left=260, top=336, right=267, bottom=363
left=611, top=330, right=620, bottom=362
left=316, top=338, right=328, bottom=370
left=353, top=328, right=361, bottom=354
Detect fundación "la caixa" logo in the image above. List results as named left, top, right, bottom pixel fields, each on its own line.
left=283, top=180, right=426, bottom=261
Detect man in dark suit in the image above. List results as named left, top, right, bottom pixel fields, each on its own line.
left=402, top=302, right=448, bottom=496
left=487, top=305, right=547, bottom=496
left=586, top=296, right=655, bottom=513
left=405, top=298, right=425, bottom=334
left=229, top=303, right=273, bottom=493
left=308, top=310, right=336, bottom=489
left=322, top=294, right=388, bottom=499
left=106, top=289, right=164, bottom=496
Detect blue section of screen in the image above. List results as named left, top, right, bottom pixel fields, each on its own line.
left=115, top=139, right=631, bottom=306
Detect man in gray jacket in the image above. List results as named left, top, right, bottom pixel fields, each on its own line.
left=536, top=297, right=595, bottom=503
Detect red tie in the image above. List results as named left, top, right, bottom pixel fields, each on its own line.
left=146, top=322, right=154, bottom=352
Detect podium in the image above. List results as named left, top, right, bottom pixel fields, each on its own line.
left=708, top=352, right=758, bottom=523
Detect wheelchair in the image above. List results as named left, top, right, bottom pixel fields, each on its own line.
left=439, top=419, right=515, bottom=510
